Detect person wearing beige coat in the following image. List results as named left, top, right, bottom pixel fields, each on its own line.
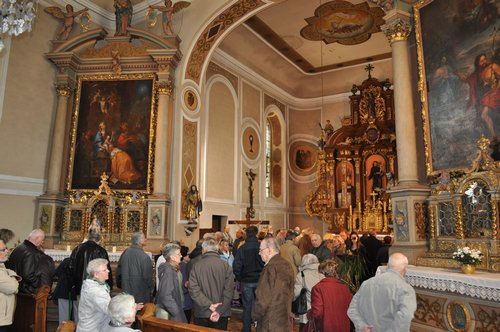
left=280, top=230, right=302, bottom=276
left=0, top=239, right=20, bottom=331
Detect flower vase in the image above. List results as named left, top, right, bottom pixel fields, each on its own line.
left=461, top=264, right=476, bottom=274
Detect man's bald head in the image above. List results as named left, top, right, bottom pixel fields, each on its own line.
left=387, top=252, right=409, bottom=276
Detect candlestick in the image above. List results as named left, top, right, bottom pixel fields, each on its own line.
left=112, top=246, right=117, bottom=253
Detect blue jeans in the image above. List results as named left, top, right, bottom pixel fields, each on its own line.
left=241, top=282, right=258, bottom=332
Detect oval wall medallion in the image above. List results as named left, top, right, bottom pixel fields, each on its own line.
left=183, top=89, right=198, bottom=112
left=289, top=140, right=318, bottom=176
left=243, top=127, right=259, bottom=160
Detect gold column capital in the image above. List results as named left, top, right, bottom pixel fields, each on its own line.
left=383, top=14, right=412, bottom=43
left=55, top=84, right=72, bottom=97
left=157, top=78, right=173, bottom=96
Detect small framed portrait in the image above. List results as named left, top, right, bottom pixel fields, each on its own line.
left=147, top=206, right=164, bottom=238
left=38, top=205, right=53, bottom=234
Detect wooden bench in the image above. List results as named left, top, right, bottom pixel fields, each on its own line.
left=137, top=303, right=220, bottom=332
left=8, top=286, right=50, bottom=332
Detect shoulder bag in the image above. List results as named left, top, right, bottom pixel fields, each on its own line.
left=292, top=271, right=308, bottom=315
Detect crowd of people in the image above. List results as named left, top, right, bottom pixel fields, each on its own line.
left=0, top=225, right=415, bottom=332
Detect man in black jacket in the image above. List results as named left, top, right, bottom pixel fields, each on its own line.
left=6, top=229, right=54, bottom=294
left=68, top=232, right=112, bottom=324
left=232, top=226, right=264, bottom=332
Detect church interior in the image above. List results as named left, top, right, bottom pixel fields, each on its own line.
left=0, top=0, right=499, bottom=331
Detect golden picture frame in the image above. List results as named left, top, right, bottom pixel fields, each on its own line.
left=67, top=73, right=158, bottom=193
left=414, top=0, right=500, bottom=175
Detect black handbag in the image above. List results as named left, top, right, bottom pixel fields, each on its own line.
left=292, top=271, right=308, bottom=315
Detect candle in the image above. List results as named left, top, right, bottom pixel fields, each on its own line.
left=112, top=246, right=117, bottom=253
left=66, top=245, right=70, bottom=252
left=383, top=201, right=387, bottom=212
left=357, top=202, right=361, bottom=212
left=349, top=205, right=353, bottom=216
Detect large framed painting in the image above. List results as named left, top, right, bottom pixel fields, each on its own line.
left=67, top=74, right=157, bottom=192
left=415, top=0, right=500, bottom=175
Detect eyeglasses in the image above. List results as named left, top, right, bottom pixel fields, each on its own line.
left=259, top=247, right=269, bottom=253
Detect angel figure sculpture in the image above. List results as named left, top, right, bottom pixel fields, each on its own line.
left=44, top=5, right=89, bottom=41
left=149, top=0, right=191, bottom=36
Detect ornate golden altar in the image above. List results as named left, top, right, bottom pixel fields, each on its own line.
left=417, top=137, right=499, bottom=272
left=306, top=69, right=396, bottom=234
left=57, top=174, right=147, bottom=249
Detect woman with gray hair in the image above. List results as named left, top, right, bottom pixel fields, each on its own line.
left=293, top=254, right=324, bottom=331
left=155, top=243, right=187, bottom=322
left=100, top=293, right=140, bottom=331
left=77, top=258, right=111, bottom=332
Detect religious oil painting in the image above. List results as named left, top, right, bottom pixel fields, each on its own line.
left=68, top=74, right=157, bottom=192
left=289, top=141, right=318, bottom=177
left=415, top=0, right=500, bottom=175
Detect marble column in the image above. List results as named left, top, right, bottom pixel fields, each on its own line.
left=384, top=13, right=430, bottom=264
left=384, top=16, right=419, bottom=186
left=47, top=84, right=72, bottom=195
left=36, top=84, right=71, bottom=239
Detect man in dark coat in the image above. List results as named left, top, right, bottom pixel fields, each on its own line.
left=68, top=232, right=111, bottom=325
left=253, top=237, right=295, bottom=332
left=116, top=232, right=153, bottom=303
left=361, top=229, right=383, bottom=278
left=6, top=229, right=54, bottom=294
left=233, top=226, right=264, bottom=332
left=311, top=233, right=332, bottom=262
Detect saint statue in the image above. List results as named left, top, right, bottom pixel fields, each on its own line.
left=183, top=185, right=202, bottom=224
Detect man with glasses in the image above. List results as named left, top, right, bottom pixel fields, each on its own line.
left=253, top=237, right=295, bottom=331
left=0, top=230, right=19, bottom=332
left=6, top=229, right=54, bottom=294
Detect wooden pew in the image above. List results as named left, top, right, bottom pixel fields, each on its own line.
left=141, top=317, right=222, bottom=332
left=137, top=303, right=221, bottom=332
left=8, top=286, right=50, bottom=332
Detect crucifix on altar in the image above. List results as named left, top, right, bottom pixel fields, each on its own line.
left=229, top=168, right=269, bottom=227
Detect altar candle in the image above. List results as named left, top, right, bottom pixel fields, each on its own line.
left=112, top=246, right=117, bottom=253
left=357, top=202, right=361, bottom=212
left=66, top=245, right=70, bottom=252
left=349, top=205, right=352, bottom=216
left=383, top=201, right=386, bottom=212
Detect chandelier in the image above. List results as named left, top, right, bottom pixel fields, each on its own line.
left=0, top=0, right=37, bottom=51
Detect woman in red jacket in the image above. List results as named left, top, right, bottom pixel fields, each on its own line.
left=308, top=259, right=352, bottom=332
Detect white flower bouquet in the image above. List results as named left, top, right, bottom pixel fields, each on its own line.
left=452, top=246, right=483, bottom=265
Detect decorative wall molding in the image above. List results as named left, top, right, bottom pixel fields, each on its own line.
left=0, top=174, right=45, bottom=196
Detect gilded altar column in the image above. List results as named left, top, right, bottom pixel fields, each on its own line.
left=47, top=84, right=72, bottom=195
